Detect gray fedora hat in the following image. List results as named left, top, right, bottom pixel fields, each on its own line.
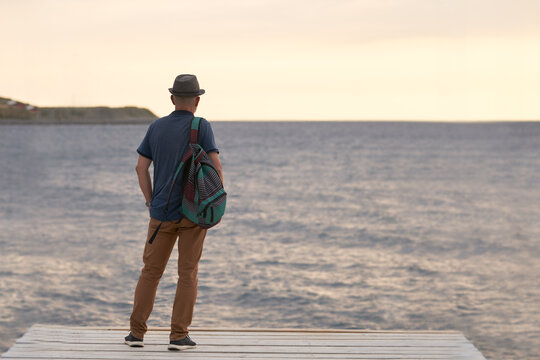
left=169, top=74, right=205, bottom=97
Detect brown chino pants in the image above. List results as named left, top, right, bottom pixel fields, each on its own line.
left=129, top=217, right=206, bottom=341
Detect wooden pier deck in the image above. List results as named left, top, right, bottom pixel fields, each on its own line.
left=2, top=325, right=487, bottom=359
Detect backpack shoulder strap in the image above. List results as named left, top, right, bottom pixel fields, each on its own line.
left=190, top=117, right=202, bottom=144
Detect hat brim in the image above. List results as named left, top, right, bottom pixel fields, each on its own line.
left=169, top=88, right=205, bottom=97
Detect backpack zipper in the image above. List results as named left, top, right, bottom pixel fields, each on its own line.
left=199, top=192, right=226, bottom=218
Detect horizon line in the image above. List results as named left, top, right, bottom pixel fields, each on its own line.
left=208, top=119, right=540, bottom=123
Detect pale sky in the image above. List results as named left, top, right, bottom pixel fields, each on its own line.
left=1, top=0, right=539, bottom=120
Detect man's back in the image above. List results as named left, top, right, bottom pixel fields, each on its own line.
left=137, top=110, right=218, bottom=221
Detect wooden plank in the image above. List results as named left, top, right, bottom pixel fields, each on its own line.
left=3, top=347, right=485, bottom=360
left=14, top=331, right=476, bottom=342
left=24, top=329, right=468, bottom=340
left=1, top=325, right=487, bottom=360
left=28, top=325, right=464, bottom=334
left=24, top=329, right=466, bottom=338
left=6, top=344, right=481, bottom=354
left=0, top=351, right=484, bottom=360
left=26, top=326, right=466, bottom=336
left=2, top=350, right=485, bottom=359
left=16, top=338, right=477, bottom=348
left=16, top=335, right=479, bottom=347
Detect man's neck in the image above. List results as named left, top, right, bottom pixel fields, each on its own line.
left=175, top=106, right=196, bottom=113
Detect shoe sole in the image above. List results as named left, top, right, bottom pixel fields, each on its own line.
left=125, top=340, right=144, bottom=347
left=168, top=344, right=196, bottom=351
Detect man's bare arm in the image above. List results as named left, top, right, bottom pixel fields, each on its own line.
left=135, top=155, right=153, bottom=205
left=208, top=151, right=224, bottom=184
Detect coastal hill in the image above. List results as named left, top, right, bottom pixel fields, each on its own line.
left=0, top=96, right=157, bottom=124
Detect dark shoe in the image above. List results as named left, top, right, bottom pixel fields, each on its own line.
left=168, top=335, right=196, bottom=350
left=124, top=332, right=144, bottom=347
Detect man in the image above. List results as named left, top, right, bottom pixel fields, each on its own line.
left=124, top=74, right=223, bottom=351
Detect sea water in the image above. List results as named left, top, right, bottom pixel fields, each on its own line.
left=0, top=122, right=539, bottom=359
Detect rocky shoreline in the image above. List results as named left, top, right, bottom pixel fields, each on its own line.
left=0, top=106, right=157, bottom=125
left=0, top=97, right=157, bottom=124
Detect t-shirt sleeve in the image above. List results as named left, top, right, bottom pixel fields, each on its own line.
left=137, top=124, right=153, bottom=159
left=199, top=118, right=219, bottom=154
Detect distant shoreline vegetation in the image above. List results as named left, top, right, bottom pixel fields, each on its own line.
left=0, top=96, right=156, bottom=124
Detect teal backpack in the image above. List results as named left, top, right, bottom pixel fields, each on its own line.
left=148, top=117, right=226, bottom=243
left=174, top=116, right=226, bottom=228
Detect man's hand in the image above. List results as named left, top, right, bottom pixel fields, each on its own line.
left=136, top=155, right=153, bottom=210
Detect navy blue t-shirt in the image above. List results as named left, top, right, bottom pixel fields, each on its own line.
left=137, top=110, right=219, bottom=221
